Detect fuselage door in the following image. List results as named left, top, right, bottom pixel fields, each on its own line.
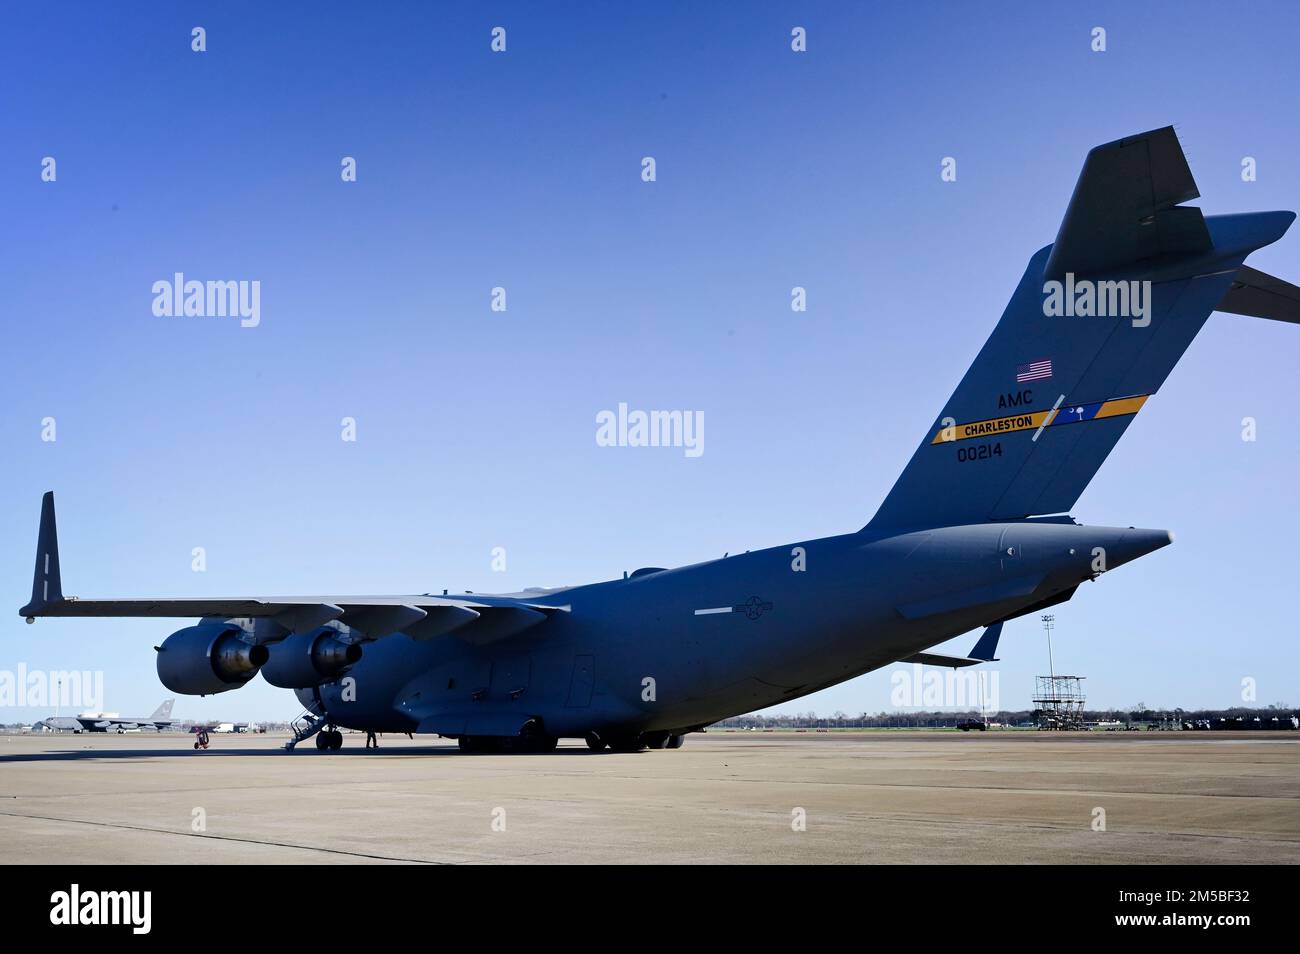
left=565, top=654, right=594, bottom=708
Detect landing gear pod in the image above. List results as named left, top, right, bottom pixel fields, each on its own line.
left=156, top=623, right=269, bottom=695
left=261, top=630, right=362, bottom=689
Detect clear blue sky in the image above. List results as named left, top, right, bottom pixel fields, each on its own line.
left=3, top=1, right=1297, bottom=722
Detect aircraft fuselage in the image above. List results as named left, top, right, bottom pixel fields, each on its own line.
left=308, top=521, right=1170, bottom=738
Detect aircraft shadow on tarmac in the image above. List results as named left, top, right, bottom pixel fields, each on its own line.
left=0, top=745, right=606, bottom=764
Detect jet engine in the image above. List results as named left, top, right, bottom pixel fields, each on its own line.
left=156, top=623, right=269, bottom=695
left=260, top=629, right=362, bottom=689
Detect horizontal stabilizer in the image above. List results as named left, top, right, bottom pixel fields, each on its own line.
left=1044, top=126, right=1211, bottom=280
left=1216, top=265, right=1300, bottom=323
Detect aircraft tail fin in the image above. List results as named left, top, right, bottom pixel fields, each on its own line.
left=151, top=700, right=175, bottom=720
left=20, top=492, right=63, bottom=618
left=867, top=127, right=1296, bottom=532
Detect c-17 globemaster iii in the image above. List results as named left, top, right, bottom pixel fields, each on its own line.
left=19, top=127, right=1300, bottom=753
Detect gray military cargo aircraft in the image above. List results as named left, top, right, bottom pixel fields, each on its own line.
left=19, top=127, right=1300, bottom=753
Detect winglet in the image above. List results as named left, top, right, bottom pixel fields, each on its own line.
left=968, top=621, right=1003, bottom=662
left=20, top=492, right=63, bottom=619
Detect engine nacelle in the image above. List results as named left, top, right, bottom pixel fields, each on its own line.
left=156, top=623, right=269, bottom=696
left=261, top=630, right=362, bottom=689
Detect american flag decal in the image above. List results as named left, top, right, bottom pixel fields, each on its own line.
left=1016, top=358, right=1053, bottom=383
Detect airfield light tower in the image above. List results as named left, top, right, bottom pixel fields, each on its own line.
left=1041, top=614, right=1056, bottom=678
left=1033, top=614, right=1085, bottom=729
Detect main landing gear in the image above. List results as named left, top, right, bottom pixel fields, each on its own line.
left=458, top=718, right=558, bottom=754
left=457, top=733, right=559, bottom=754
left=587, top=731, right=686, bottom=752
left=315, top=726, right=343, bottom=751
left=457, top=726, right=689, bottom=754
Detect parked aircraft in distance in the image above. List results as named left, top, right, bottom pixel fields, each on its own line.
left=34, top=699, right=178, bottom=734
left=20, top=128, right=1298, bottom=754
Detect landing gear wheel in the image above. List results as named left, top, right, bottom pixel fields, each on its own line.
left=666, top=734, right=685, bottom=749
left=459, top=736, right=491, bottom=754
left=512, top=720, right=556, bottom=754
left=643, top=733, right=670, bottom=749
left=607, top=734, right=646, bottom=753
left=585, top=732, right=606, bottom=751
left=328, top=730, right=343, bottom=750
left=316, top=732, right=330, bottom=751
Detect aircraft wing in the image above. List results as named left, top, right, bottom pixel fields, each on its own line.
left=900, top=622, right=1003, bottom=669
left=902, top=652, right=985, bottom=669
left=84, top=718, right=138, bottom=731
left=28, top=595, right=567, bottom=643
left=19, top=492, right=568, bottom=644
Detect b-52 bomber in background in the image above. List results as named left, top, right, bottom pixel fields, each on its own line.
left=33, top=699, right=178, bottom=734
left=19, top=127, right=1299, bottom=754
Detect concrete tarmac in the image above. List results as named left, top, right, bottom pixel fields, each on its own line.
left=1, top=730, right=1297, bottom=864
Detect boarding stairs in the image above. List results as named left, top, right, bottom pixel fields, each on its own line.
left=284, top=708, right=328, bottom=751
